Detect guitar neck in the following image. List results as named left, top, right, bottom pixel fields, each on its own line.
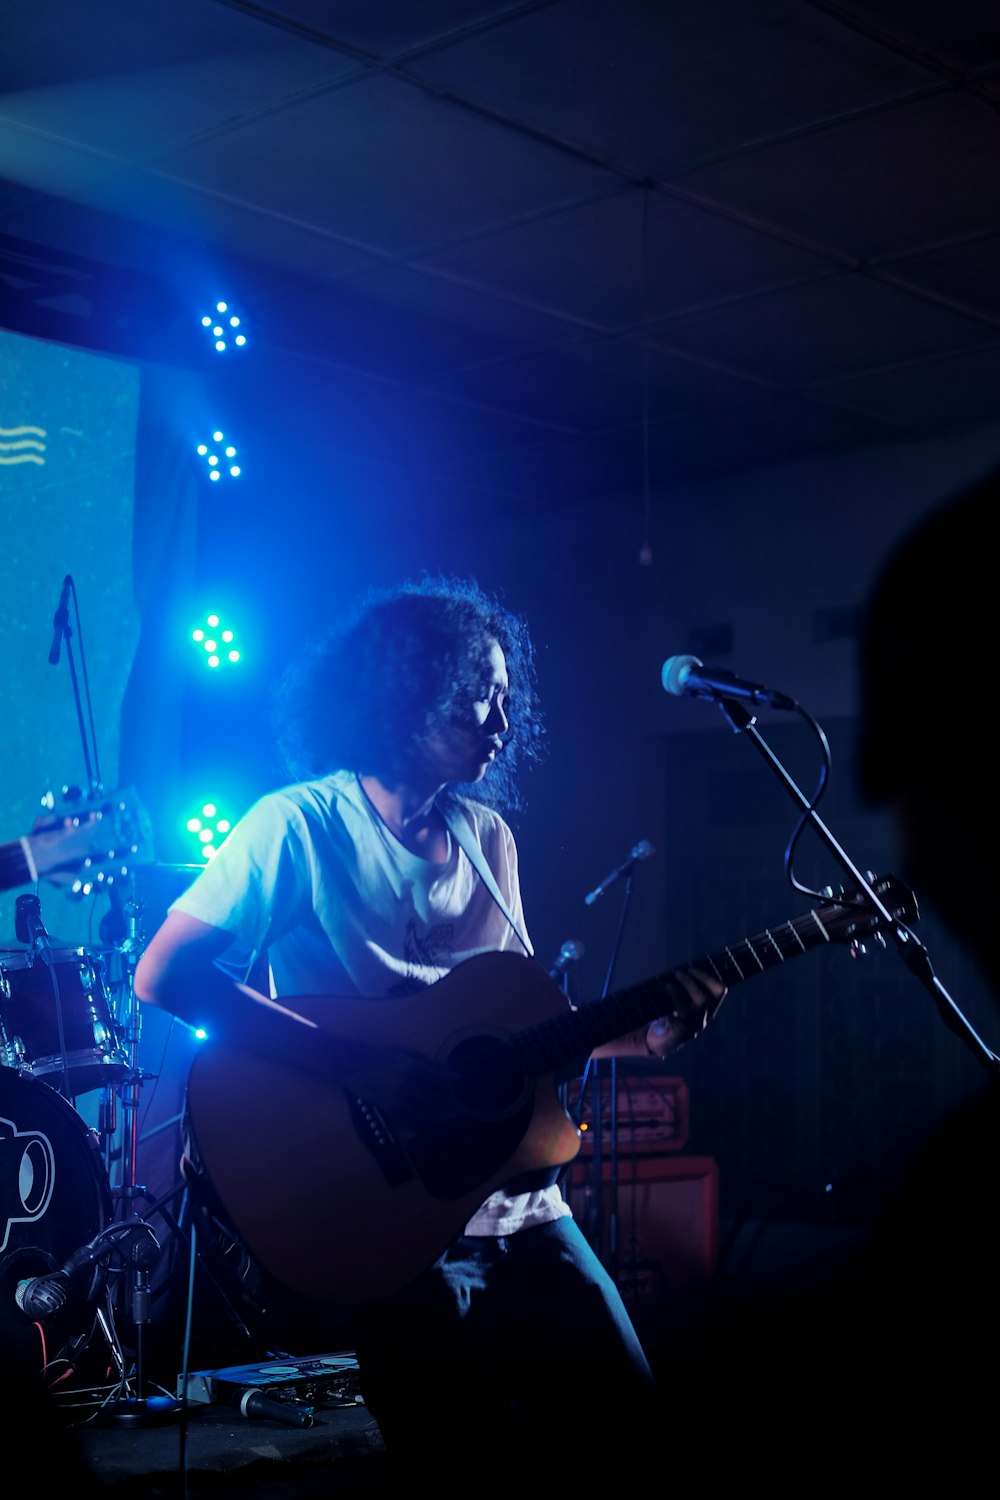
left=516, top=902, right=851, bottom=1079
left=0, top=838, right=31, bottom=894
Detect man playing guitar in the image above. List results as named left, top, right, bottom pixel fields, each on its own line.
left=134, top=577, right=725, bottom=1487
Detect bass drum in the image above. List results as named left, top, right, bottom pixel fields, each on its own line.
left=0, top=1072, right=112, bottom=1382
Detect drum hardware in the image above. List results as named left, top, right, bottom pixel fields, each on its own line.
left=12, top=893, right=74, bottom=1099
left=104, top=867, right=160, bottom=1216
left=22, top=588, right=197, bottom=1406
left=2, top=858, right=287, bottom=1408
left=1, top=874, right=181, bottom=1409
left=1, top=1070, right=114, bottom=1384
left=0, top=921, right=130, bottom=1101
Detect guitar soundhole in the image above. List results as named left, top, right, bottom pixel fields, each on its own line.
left=444, top=1033, right=529, bottom=1119
left=405, top=1034, right=533, bottom=1200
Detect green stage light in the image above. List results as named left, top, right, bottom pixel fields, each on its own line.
left=184, top=800, right=234, bottom=863
left=191, top=612, right=242, bottom=669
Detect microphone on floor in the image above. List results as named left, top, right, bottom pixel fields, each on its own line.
left=234, top=1389, right=315, bottom=1427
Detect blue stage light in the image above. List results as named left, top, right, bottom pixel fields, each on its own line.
left=200, top=301, right=247, bottom=353
left=196, top=431, right=241, bottom=481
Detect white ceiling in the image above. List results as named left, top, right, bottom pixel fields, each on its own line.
left=3, top=0, right=1000, bottom=512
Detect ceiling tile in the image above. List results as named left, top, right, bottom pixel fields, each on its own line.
left=156, top=72, right=617, bottom=256
left=247, top=1, right=532, bottom=58
left=268, top=265, right=574, bottom=381
left=0, top=3, right=361, bottom=159
left=808, top=346, right=1000, bottom=430
left=421, top=333, right=765, bottom=430
left=647, top=393, right=901, bottom=480
left=672, top=90, right=1000, bottom=261
left=415, top=187, right=839, bottom=329
left=884, top=235, right=1000, bottom=323
left=839, top=3, right=1000, bottom=71
left=407, top=0, right=940, bottom=174
left=648, top=272, right=999, bottom=385
left=6, top=175, right=380, bottom=294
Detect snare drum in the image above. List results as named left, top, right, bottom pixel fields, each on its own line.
left=0, top=946, right=129, bottom=1096
left=0, top=1070, right=112, bottom=1375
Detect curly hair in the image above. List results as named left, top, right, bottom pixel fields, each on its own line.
left=271, top=575, right=545, bottom=811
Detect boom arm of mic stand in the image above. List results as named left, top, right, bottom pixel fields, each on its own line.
left=716, top=697, right=1000, bottom=1080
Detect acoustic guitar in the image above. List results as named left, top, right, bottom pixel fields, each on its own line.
left=184, top=874, right=916, bottom=1307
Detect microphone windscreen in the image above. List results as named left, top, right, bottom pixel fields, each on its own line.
left=15, top=1274, right=68, bottom=1318
left=661, top=655, right=701, bottom=696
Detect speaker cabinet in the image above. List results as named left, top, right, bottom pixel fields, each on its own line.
left=565, top=1154, right=719, bottom=1365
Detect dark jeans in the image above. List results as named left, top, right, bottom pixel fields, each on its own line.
left=352, top=1216, right=655, bottom=1485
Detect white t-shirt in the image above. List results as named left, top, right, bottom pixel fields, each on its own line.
left=172, top=770, right=570, bottom=1237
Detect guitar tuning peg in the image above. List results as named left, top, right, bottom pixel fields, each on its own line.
left=61, top=784, right=84, bottom=805
left=849, top=932, right=886, bottom=960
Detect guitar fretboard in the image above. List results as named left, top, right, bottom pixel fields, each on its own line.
left=514, top=894, right=896, bottom=1079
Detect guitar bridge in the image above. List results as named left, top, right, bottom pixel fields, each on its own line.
left=345, top=1092, right=411, bottom=1186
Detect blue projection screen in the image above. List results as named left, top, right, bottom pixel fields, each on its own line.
left=0, top=324, right=141, bottom=950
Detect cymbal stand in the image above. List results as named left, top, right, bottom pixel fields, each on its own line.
left=109, top=872, right=148, bottom=1217
left=98, top=884, right=196, bottom=1402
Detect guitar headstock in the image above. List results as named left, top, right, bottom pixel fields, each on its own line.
left=29, top=785, right=155, bottom=895
left=821, top=873, right=919, bottom=948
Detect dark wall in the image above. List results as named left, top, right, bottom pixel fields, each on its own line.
left=656, top=715, right=994, bottom=1234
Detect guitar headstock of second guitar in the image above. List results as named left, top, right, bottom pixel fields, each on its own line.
left=29, top=784, right=155, bottom=896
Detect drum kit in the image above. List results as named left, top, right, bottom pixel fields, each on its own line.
left=2, top=594, right=336, bottom=1407
left=0, top=861, right=203, bottom=1410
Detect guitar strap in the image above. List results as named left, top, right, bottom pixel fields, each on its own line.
left=438, top=797, right=533, bottom=958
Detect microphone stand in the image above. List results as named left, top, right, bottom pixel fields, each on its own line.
left=50, top=575, right=102, bottom=799
left=588, top=870, right=639, bottom=1283
left=716, top=698, right=1000, bottom=1079
left=106, top=1213, right=183, bottom=1426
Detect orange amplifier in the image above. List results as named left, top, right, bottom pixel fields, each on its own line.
left=563, top=1152, right=721, bottom=1348
left=571, top=1068, right=689, bottom=1155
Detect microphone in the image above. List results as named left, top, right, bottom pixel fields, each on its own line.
left=14, top=1220, right=157, bottom=1320
left=48, top=575, right=71, bottom=666
left=548, top=938, right=584, bottom=978
left=15, top=1272, right=70, bottom=1319
left=14, top=1234, right=101, bottom=1319
left=584, top=841, right=654, bottom=906
left=235, top=1389, right=315, bottom=1427
left=14, top=893, right=48, bottom=949
left=661, top=655, right=797, bottom=711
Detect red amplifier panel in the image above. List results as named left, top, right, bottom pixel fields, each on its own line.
left=573, top=1070, right=689, bottom=1154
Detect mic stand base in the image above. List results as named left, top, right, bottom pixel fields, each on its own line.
left=106, top=1393, right=183, bottom=1427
